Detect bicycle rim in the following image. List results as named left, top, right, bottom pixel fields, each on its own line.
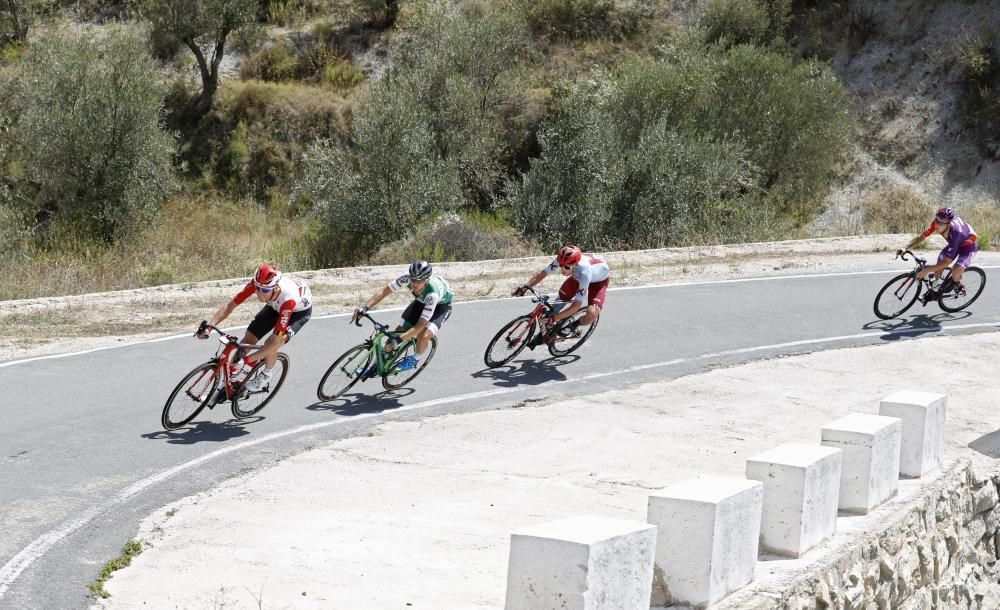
left=317, top=344, right=372, bottom=401
left=382, top=337, right=437, bottom=390
left=873, top=273, right=920, bottom=320
left=484, top=315, right=535, bottom=368
left=939, top=266, right=987, bottom=313
left=232, top=354, right=290, bottom=418
left=548, top=311, right=598, bottom=357
left=162, top=362, right=216, bottom=430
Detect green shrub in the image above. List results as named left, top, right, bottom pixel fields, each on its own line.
left=240, top=41, right=299, bottom=81
left=527, top=0, right=614, bottom=40
left=207, top=80, right=349, bottom=201
left=700, top=0, right=790, bottom=49
left=12, top=25, right=176, bottom=244
left=957, top=34, right=1000, bottom=153
left=300, top=1, right=528, bottom=265
left=506, top=36, right=854, bottom=250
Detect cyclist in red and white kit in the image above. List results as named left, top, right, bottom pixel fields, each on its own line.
left=196, top=263, right=312, bottom=393
left=512, top=244, right=609, bottom=347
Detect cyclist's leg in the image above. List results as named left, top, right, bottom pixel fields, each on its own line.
left=417, top=303, right=451, bottom=353
left=951, top=242, right=978, bottom=285
left=580, top=279, right=608, bottom=325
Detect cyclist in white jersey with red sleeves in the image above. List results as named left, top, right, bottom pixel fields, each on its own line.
left=512, top=244, right=609, bottom=345
left=196, top=263, right=313, bottom=393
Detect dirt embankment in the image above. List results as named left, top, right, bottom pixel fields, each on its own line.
left=0, top=235, right=917, bottom=361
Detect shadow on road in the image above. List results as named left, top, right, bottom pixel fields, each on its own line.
left=862, top=310, right=971, bottom=340
left=141, top=418, right=259, bottom=444
left=968, top=430, right=1000, bottom=458
left=472, top=354, right=580, bottom=387
left=307, top=387, right=416, bottom=416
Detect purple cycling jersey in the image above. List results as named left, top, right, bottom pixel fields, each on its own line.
left=922, top=217, right=978, bottom=268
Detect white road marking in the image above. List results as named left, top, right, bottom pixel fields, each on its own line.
left=6, top=265, right=1000, bottom=368
left=2, top=319, right=1000, bottom=598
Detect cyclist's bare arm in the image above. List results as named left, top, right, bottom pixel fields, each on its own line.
left=198, top=300, right=238, bottom=338
left=354, top=286, right=393, bottom=322
left=514, top=269, right=548, bottom=295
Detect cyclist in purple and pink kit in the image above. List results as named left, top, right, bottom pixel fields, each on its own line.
left=897, top=207, right=978, bottom=298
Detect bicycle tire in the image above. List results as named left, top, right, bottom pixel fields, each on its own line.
left=547, top=311, right=599, bottom=357
left=382, top=337, right=437, bottom=390
left=939, top=266, right=987, bottom=313
left=873, top=272, right=921, bottom=320
left=483, top=315, right=535, bottom=368
left=231, top=353, right=290, bottom=418
left=161, top=361, right=217, bottom=431
left=317, top=343, right=372, bottom=401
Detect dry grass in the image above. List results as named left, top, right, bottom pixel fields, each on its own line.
left=0, top=194, right=318, bottom=301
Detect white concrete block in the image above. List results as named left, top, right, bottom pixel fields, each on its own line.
left=821, top=413, right=902, bottom=514
left=505, top=515, right=656, bottom=610
left=745, top=444, right=842, bottom=558
left=879, top=390, right=946, bottom=477
left=647, top=476, right=763, bottom=608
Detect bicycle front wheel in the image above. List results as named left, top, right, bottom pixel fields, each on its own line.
left=162, top=362, right=217, bottom=431
left=873, top=273, right=920, bottom=320
left=939, top=266, right=987, bottom=313
left=548, top=311, right=599, bottom=357
left=382, top=337, right=437, bottom=391
left=232, top=353, right=290, bottom=418
left=317, top=344, right=372, bottom=401
left=484, top=315, right=535, bottom=368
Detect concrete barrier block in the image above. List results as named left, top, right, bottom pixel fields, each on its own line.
left=746, top=444, right=842, bottom=558
left=821, top=413, right=902, bottom=514
left=647, top=476, right=763, bottom=608
left=505, top=515, right=656, bottom=610
left=879, top=390, right=946, bottom=477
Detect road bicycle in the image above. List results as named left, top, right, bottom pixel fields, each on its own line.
left=316, top=312, right=437, bottom=401
left=483, top=285, right=598, bottom=368
left=873, top=250, right=986, bottom=320
left=161, top=322, right=290, bottom=430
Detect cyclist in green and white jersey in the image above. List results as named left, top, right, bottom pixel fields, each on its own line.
left=352, top=260, right=453, bottom=371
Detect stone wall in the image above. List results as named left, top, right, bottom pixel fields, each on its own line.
left=720, top=460, right=1000, bottom=610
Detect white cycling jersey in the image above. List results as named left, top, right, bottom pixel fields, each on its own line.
left=543, top=253, right=610, bottom=302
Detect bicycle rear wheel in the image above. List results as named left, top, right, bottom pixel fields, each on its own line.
left=162, top=362, right=217, bottom=431
left=382, top=337, right=437, bottom=390
left=873, top=272, right=921, bottom=320
left=939, top=266, right=986, bottom=313
left=484, top=315, right=535, bottom=368
left=232, top=353, right=290, bottom=418
left=317, top=344, right=372, bottom=401
left=547, top=311, right=599, bottom=357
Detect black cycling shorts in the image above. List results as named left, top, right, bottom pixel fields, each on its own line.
left=248, top=306, right=312, bottom=342
left=400, top=300, right=452, bottom=333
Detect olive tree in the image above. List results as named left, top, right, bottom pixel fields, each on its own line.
left=141, top=0, right=257, bottom=116
left=0, top=0, right=36, bottom=45
left=14, top=25, right=176, bottom=244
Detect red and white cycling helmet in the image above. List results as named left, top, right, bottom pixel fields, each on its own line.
left=253, top=263, right=282, bottom=289
left=556, top=244, right=582, bottom=267
left=934, top=207, right=955, bottom=223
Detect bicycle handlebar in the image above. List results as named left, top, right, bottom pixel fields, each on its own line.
left=518, top=285, right=555, bottom=312
left=896, top=249, right=928, bottom=267
left=197, top=322, right=260, bottom=351
left=353, top=311, right=395, bottom=334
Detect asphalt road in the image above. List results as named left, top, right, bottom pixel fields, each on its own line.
left=2, top=269, right=999, bottom=609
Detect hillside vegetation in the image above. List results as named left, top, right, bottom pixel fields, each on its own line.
left=0, top=0, right=997, bottom=300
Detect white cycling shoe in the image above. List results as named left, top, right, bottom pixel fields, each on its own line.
left=244, top=369, right=272, bottom=393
